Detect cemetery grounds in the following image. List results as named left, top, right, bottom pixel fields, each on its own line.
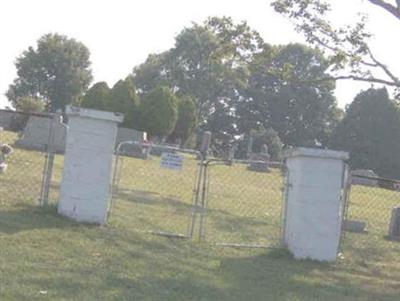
left=0, top=130, right=400, bottom=300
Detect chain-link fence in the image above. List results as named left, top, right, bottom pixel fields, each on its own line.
left=111, top=144, right=285, bottom=247
left=0, top=110, right=64, bottom=206
left=341, top=174, right=400, bottom=260
left=110, top=141, right=201, bottom=238
left=200, top=159, right=285, bottom=247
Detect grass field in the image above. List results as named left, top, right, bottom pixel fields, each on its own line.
left=1, top=130, right=400, bottom=300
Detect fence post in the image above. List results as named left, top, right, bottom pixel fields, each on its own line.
left=58, top=106, right=124, bottom=224
left=283, top=148, right=349, bottom=262
left=197, top=131, right=212, bottom=241
left=40, top=115, right=58, bottom=206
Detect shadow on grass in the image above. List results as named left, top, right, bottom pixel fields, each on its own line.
left=117, top=189, right=193, bottom=211
left=17, top=245, right=400, bottom=301
left=0, top=204, right=94, bottom=234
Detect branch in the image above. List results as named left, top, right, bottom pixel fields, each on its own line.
left=367, top=0, right=400, bottom=20
left=366, top=47, right=400, bottom=85
left=294, top=75, right=400, bottom=87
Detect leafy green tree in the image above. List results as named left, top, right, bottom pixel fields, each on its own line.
left=132, top=17, right=264, bottom=144
left=109, top=78, right=140, bottom=129
left=80, top=82, right=110, bottom=110
left=139, top=86, right=178, bottom=137
left=271, top=0, right=400, bottom=93
left=15, top=96, right=45, bottom=113
left=329, top=88, right=400, bottom=179
left=169, top=96, right=197, bottom=143
left=6, top=33, right=92, bottom=112
left=241, top=43, right=340, bottom=147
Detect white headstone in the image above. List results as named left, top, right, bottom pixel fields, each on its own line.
left=58, top=106, right=123, bottom=224
left=283, top=147, right=349, bottom=262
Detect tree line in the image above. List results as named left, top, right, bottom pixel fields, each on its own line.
left=6, top=16, right=400, bottom=179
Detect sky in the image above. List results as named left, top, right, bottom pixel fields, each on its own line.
left=0, top=0, right=399, bottom=109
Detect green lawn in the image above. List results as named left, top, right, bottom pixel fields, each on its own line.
left=1, top=130, right=400, bottom=300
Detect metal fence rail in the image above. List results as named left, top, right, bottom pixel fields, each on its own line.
left=0, top=111, right=60, bottom=206
left=200, top=159, right=285, bottom=247
left=342, top=174, right=400, bottom=259
left=111, top=141, right=201, bottom=238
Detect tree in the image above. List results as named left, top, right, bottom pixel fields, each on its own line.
left=169, top=96, right=197, bottom=143
left=132, top=17, right=264, bottom=144
left=14, top=96, right=45, bottom=113
left=240, top=43, right=340, bottom=147
left=271, top=0, right=400, bottom=94
left=109, top=78, right=140, bottom=129
left=6, top=33, right=93, bottom=112
left=80, top=82, right=111, bottom=110
left=329, top=88, right=400, bottom=179
left=139, top=86, right=178, bottom=138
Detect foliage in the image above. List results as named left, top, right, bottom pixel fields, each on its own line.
left=169, top=96, right=197, bottom=143
left=6, top=33, right=92, bottom=112
left=132, top=17, right=264, bottom=145
left=271, top=0, right=400, bottom=94
left=80, top=82, right=111, bottom=110
left=240, top=43, right=340, bottom=147
left=109, top=78, right=140, bottom=129
left=133, top=18, right=344, bottom=151
left=14, top=96, right=45, bottom=113
left=139, top=86, right=178, bottom=137
left=329, top=88, right=400, bottom=179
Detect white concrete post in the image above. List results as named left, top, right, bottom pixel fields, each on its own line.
left=283, top=148, right=349, bottom=262
left=58, top=106, right=123, bottom=224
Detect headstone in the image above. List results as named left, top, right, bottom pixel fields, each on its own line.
left=225, top=145, right=236, bottom=166
left=248, top=144, right=270, bottom=172
left=246, top=135, right=253, bottom=159
left=150, top=143, right=178, bottom=156
left=119, top=142, right=151, bottom=159
left=115, top=127, right=146, bottom=146
left=58, top=106, right=123, bottom=224
left=15, top=117, right=146, bottom=155
left=0, top=110, right=15, bottom=130
left=342, top=219, right=366, bottom=233
left=283, top=147, right=349, bottom=262
left=14, top=115, right=66, bottom=153
left=389, top=207, right=400, bottom=239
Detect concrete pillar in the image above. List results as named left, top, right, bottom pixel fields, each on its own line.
left=283, top=148, right=349, bottom=262
left=58, top=106, right=123, bottom=224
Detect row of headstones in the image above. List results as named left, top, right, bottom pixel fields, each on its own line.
left=10, top=115, right=146, bottom=153
left=225, top=137, right=271, bottom=172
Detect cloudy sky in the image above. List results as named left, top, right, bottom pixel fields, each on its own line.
left=0, top=0, right=398, bottom=109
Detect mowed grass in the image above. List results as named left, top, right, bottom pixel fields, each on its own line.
left=1, top=130, right=400, bottom=300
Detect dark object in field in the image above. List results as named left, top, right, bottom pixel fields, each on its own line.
left=342, top=219, right=366, bottom=233
left=388, top=207, right=400, bottom=239
left=1, top=144, right=13, bottom=156
left=248, top=153, right=270, bottom=173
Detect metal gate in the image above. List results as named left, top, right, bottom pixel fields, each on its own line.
left=197, top=159, right=285, bottom=247
left=111, top=141, right=201, bottom=238
left=341, top=173, right=400, bottom=259
left=0, top=110, right=62, bottom=207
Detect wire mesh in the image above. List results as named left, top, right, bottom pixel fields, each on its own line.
left=202, top=159, right=285, bottom=247
left=0, top=111, right=54, bottom=206
left=111, top=142, right=201, bottom=237
left=341, top=175, right=400, bottom=261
